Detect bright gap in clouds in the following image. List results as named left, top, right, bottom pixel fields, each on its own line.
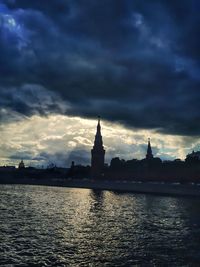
left=0, top=114, right=198, bottom=168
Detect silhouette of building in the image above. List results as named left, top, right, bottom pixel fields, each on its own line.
left=146, top=138, right=153, bottom=160
left=18, top=160, right=25, bottom=169
left=91, top=117, right=105, bottom=177
left=186, top=150, right=200, bottom=161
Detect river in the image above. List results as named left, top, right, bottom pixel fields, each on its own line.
left=0, top=184, right=200, bottom=266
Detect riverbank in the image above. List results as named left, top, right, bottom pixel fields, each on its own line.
left=66, top=179, right=200, bottom=197
left=1, top=178, right=200, bottom=197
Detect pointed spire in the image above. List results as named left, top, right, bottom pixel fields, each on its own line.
left=97, top=116, right=101, bottom=134
left=98, top=116, right=100, bottom=124
left=93, top=116, right=103, bottom=149
left=148, top=138, right=151, bottom=147
left=146, top=138, right=153, bottom=160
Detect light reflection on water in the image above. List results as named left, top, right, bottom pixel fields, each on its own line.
left=0, top=184, right=200, bottom=266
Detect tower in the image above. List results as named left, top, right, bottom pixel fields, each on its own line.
left=18, top=160, right=25, bottom=169
left=91, top=117, right=105, bottom=178
left=146, top=138, right=153, bottom=160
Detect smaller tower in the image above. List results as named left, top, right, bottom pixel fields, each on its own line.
left=18, top=160, right=25, bottom=169
left=146, top=138, right=153, bottom=160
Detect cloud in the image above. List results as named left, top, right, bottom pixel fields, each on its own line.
left=0, top=114, right=199, bottom=167
left=0, top=0, right=200, bottom=137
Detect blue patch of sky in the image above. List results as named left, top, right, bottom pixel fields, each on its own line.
left=0, top=3, right=8, bottom=13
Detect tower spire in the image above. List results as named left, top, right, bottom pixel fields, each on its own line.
left=146, top=138, right=153, bottom=160
left=96, top=116, right=101, bottom=135
left=94, top=116, right=103, bottom=147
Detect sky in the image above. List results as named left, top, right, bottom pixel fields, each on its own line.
left=0, top=0, right=200, bottom=167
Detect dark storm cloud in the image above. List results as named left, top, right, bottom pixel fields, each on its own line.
left=1, top=0, right=200, bottom=135
left=0, top=84, right=67, bottom=119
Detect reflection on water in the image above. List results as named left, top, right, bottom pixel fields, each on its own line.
left=0, top=185, right=200, bottom=266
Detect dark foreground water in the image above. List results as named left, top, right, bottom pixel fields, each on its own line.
left=0, top=185, right=200, bottom=266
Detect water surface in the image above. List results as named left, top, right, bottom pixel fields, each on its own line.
left=0, top=184, right=200, bottom=266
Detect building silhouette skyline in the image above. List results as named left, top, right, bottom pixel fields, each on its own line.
left=2, top=116, right=200, bottom=183
left=90, top=117, right=156, bottom=177
left=4, top=117, right=200, bottom=172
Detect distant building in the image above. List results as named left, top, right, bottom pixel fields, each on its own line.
left=186, top=150, right=200, bottom=161
left=91, top=117, right=105, bottom=178
left=146, top=138, right=153, bottom=160
left=18, top=160, right=25, bottom=169
left=0, top=166, right=15, bottom=170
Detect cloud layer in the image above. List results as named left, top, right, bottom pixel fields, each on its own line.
left=0, top=115, right=198, bottom=167
left=0, top=1, right=200, bottom=136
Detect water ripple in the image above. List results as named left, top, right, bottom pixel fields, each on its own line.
left=0, top=185, right=200, bottom=266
